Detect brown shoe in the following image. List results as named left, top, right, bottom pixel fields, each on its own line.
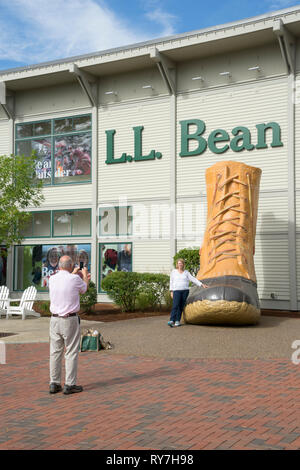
left=184, top=161, right=262, bottom=325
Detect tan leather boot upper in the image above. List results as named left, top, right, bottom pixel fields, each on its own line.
left=197, top=161, right=262, bottom=283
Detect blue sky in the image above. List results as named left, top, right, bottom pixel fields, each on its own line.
left=0, top=0, right=299, bottom=71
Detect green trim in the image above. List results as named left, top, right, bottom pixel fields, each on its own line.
left=52, top=129, right=92, bottom=137
left=99, top=206, right=133, bottom=237
left=52, top=209, right=92, bottom=238
left=15, top=134, right=52, bottom=141
left=51, top=180, right=92, bottom=186
left=98, top=242, right=133, bottom=293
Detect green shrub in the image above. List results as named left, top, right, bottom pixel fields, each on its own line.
left=135, top=291, right=156, bottom=312
left=163, top=290, right=173, bottom=310
left=101, top=271, right=170, bottom=312
left=173, top=248, right=200, bottom=276
left=40, top=300, right=50, bottom=314
left=101, top=271, right=141, bottom=312
left=33, top=300, right=51, bottom=317
left=139, top=273, right=170, bottom=310
left=80, top=281, right=97, bottom=313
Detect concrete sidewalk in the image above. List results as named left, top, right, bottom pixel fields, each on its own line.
left=0, top=316, right=103, bottom=345
left=0, top=314, right=300, bottom=359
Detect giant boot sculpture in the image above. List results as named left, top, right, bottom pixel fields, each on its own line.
left=184, top=161, right=262, bottom=325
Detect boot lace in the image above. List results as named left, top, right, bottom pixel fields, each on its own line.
left=206, top=166, right=252, bottom=266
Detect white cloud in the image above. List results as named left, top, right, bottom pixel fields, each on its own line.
left=265, top=0, right=299, bottom=10
left=145, top=8, right=177, bottom=37
left=0, top=0, right=176, bottom=67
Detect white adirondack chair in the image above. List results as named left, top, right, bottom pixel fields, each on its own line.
left=6, top=286, right=39, bottom=320
left=0, top=285, right=9, bottom=318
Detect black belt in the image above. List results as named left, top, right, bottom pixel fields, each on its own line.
left=52, top=313, right=78, bottom=318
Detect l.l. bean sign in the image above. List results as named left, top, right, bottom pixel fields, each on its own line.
left=105, top=120, right=283, bottom=164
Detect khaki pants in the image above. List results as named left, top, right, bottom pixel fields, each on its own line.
left=49, top=316, right=81, bottom=386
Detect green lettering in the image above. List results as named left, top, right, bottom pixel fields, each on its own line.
left=208, top=129, right=229, bottom=154
left=105, top=130, right=126, bottom=164
left=179, top=119, right=207, bottom=157
left=256, top=122, right=283, bottom=149
left=133, top=126, right=157, bottom=161
left=230, top=126, right=254, bottom=152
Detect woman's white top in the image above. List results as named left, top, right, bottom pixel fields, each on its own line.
left=169, top=269, right=203, bottom=291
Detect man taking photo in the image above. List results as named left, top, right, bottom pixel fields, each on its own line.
left=48, top=255, right=91, bottom=395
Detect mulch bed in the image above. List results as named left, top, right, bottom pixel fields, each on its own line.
left=260, top=309, right=300, bottom=319
left=79, top=306, right=300, bottom=322
left=80, top=303, right=170, bottom=322
left=80, top=306, right=300, bottom=322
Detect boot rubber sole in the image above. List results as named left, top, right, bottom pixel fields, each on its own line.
left=184, top=299, right=260, bottom=325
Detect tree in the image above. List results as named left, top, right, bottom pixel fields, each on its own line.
left=173, top=248, right=200, bottom=276
left=0, top=153, right=44, bottom=250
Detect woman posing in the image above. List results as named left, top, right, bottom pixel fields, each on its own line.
left=168, top=258, right=207, bottom=327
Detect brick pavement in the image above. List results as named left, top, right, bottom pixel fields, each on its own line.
left=0, top=343, right=300, bottom=450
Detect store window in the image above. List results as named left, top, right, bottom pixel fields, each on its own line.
left=99, top=243, right=132, bottom=292
left=15, top=114, right=92, bottom=185
left=20, top=209, right=91, bottom=238
left=99, top=206, right=132, bottom=237
left=14, top=243, right=91, bottom=291
left=53, top=209, right=91, bottom=237
left=21, top=211, right=51, bottom=238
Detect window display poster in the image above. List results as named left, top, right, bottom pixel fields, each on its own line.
left=33, top=139, right=52, bottom=180
left=100, top=243, right=132, bottom=287
left=54, top=134, right=91, bottom=180
left=15, top=244, right=91, bottom=291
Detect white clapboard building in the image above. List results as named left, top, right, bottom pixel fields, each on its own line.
left=0, top=5, right=300, bottom=310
